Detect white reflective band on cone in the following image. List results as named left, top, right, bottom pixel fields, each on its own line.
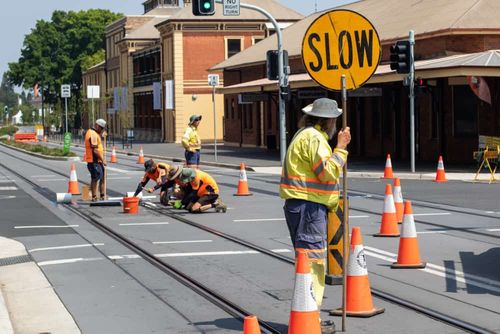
left=385, top=158, right=392, bottom=168
left=393, top=187, right=403, bottom=203
left=347, top=245, right=368, bottom=276
left=401, top=214, right=417, bottom=238
left=383, top=194, right=396, bottom=213
left=291, top=273, right=318, bottom=312
left=240, top=170, right=248, bottom=181
left=70, top=170, right=78, bottom=181
left=438, top=161, right=444, bottom=169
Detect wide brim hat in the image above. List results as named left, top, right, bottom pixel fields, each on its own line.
left=179, top=168, right=196, bottom=183
left=189, top=115, right=202, bottom=125
left=302, top=98, right=342, bottom=118
left=167, top=166, right=183, bottom=181
left=95, top=118, right=107, bottom=128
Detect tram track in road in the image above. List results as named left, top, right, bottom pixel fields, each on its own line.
left=0, top=145, right=498, bottom=333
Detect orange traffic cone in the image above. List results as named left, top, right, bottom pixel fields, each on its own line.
left=393, top=178, right=404, bottom=224
left=110, top=146, right=118, bottom=163
left=434, top=156, right=447, bottom=183
left=137, top=146, right=145, bottom=164
left=392, top=201, right=426, bottom=269
left=243, top=315, right=261, bottom=334
left=382, top=154, right=394, bottom=179
left=234, top=163, right=252, bottom=196
left=288, top=250, right=321, bottom=334
left=67, top=164, right=81, bottom=195
left=374, top=184, right=400, bottom=237
left=331, top=227, right=385, bottom=317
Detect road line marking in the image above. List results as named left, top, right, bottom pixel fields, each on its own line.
left=233, top=218, right=285, bottom=222
left=29, top=243, right=104, bottom=252
left=0, top=186, right=17, bottom=191
left=14, top=225, right=79, bottom=229
left=365, top=246, right=500, bottom=289
left=350, top=215, right=370, bottom=219
left=119, top=222, right=169, bottom=226
left=38, top=257, right=103, bottom=266
left=36, top=178, right=67, bottom=182
left=153, top=240, right=213, bottom=244
left=487, top=229, right=500, bottom=232
left=0, top=195, right=16, bottom=200
left=154, top=249, right=293, bottom=258
left=412, top=213, right=451, bottom=216
left=31, top=174, right=56, bottom=178
left=417, top=231, right=447, bottom=234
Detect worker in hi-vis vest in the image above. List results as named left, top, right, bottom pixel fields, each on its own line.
left=280, top=98, right=351, bottom=333
left=84, top=119, right=107, bottom=201
left=182, top=115, right=202, bottom=169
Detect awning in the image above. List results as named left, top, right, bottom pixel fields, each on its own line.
left=219, top=50, right=500, bottom=94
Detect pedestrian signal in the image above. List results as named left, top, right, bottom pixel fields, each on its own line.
left=193, top=0, right=215, bottom=16
left=390, top=40, right=411, bottom=74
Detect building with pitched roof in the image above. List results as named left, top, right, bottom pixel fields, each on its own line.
left=213, top=0, right=500, bottom=163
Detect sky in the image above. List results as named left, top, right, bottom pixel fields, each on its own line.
left=0, top=0, right=355, bottom=82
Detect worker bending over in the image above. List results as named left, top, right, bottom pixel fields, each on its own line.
left=168, top=166, right=226, bottom=213
left=134, top=159, right=172, bottom=205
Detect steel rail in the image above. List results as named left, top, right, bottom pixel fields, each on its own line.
left=0, top=146, right=496, bottom=333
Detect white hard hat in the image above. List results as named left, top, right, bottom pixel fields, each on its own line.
left=302, top=98, right=342, bottom=119
left=95, top=119, right=107, bottom=128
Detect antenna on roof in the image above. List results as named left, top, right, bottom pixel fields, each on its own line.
left=314, top=0, right=317, bottom=13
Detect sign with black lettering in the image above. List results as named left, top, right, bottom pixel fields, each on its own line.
left=302, top=10, right=381, bottom=91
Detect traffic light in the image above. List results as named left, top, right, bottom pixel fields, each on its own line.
left=390, top=40, right=411, bottom=74
left=192, top=0, right=215, bottom=16
left=266, top=50, right=289, bottom=81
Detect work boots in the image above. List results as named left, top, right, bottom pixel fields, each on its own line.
left=214, top=200, right=227, bottom=213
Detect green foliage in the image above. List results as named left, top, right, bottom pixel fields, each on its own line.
left=0, top=139, right=76, bottom=157
left=0, top=126, right=19, bottom=136
left=0, top=73, right=19, bottom=110
left=81, top=49, right=105, bottom=72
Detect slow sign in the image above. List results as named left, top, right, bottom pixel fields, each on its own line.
left=302, top=9, right=381, bottom=91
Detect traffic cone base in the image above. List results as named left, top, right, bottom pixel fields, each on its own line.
left=330, top=306, right=385, bottom=318
left=373, top=232, right=400, bottom=238
left=391, top=261, right=426, bottom=269
left=375, top=184, right=400, bottom=237
left=289, top=311, right=321, bottom=332
left=243, top=315, right=261, bottom=334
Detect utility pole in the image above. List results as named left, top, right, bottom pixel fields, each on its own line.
left=409, top=30, right=416, bottom=173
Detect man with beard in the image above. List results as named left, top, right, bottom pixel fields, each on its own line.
left=279, top=98, right=351, bottom=334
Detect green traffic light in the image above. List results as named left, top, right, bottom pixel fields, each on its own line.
left=203, top=1, right=211, bottom=9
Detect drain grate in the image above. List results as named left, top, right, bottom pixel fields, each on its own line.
left=0, top=254, right=33, bottom=267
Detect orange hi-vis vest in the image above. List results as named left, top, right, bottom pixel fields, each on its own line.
left=141, top=162, right=171, bottom=185
left=84, top=128, right=103, bottom=163
left=280, top=125, right=348, bottom=211
left=190, top=170, right=219, bottom=197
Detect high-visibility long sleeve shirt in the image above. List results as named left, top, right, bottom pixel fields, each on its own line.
left=280, top=125, right=348, bottom=211
left=182, top=126, right=201, bottom=151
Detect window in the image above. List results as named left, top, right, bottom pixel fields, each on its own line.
left=453, top=85, right=477, bottom=137
left=226, top=38, right=242, bottom=58
left=252, top=37, right=264, bottom=45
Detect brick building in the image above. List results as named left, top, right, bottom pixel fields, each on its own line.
left=213, top=0, right=500, bottom=163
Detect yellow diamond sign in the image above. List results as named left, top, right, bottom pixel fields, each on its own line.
left=302, top=9, right=381, bottom=91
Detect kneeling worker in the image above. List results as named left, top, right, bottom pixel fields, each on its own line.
left=134, top=159, right=172, bottom=205
left=168, top=166, right=226, bottom=213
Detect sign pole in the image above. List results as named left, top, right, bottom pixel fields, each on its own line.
left=64, top=97, right=68, bottom=133
left=341, top=74, right=348, bottom=332
left=409, top=30, right=416, bottom=173
left=91, top=97, right=95, bottom=126
left=213, top=85, right=218, bottom=162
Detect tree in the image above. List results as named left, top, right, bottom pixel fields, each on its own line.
left=0, top=73, right=18, bottom=110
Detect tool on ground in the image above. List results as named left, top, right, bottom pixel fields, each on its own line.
left=330, top=227, right=385, bottom=317
left=137, top=146, right=145, bottom=164
left=374, top=184, right=400, bottom=237
left=434, top=155, right=448, bottom=183
left=234, top=162, right=252, bottom=196
left=288, top=250, right=321, bottom=334
left=110, top=146, right=117, bottom=163
left=393, top=178, right=404, bottom=223
left=56, top=193, right=72, bottom=204
left=67, top=164, right=81, bottom=195
left=243, top=315, right=261, bottom=334
left=392, top=201, right=426, bottom=268
left=382, top=154, right=394, bottom=179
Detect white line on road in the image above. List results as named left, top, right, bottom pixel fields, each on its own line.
left=119, top=222, right=169, bottom=226
left=38, top=257, right=103, bottom=266
left=153, top=240, right=213, bottom=244
left=14, top=225, right=79, bottom=229
left=349, top=215, right=370, bottom=219
left=412, top=213, right=451, bottom=216
left=0, top=187, right=17, bottom=191
left=107, top=177, right=131, bottom=180
left=36, top=178, right=67, bottom=182
left=233, top=218, right=284, bottom=222
left=0, top=195, right=16, bottom=200
left=31, top=174, right=56, bottom=178
left=486, top=229, right=500, bottom=232
left=417, top=231, right=447, bottom=234
left=29, top=243, right=104, bottom=252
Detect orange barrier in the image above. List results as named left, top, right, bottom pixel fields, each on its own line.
left=382, top=154, right=394, bottom=179
left=243, top=315, right=261, bottom=334
left=67, top=164, right=81, bottom=195
left=331, top=227, right=385, bottom=317
left=288, top=250, right=321, bottom=334
left=110, top=146, right=118, bottom=163
left=393, top=178, right=404, bottom=224
left=137, top=146, right=145, bottom=164
left=374, top=184, right=400, bottom=237
left=123, top=197, right=140, bottom=214
left=14, top=133, right=37, bottom=142
left=392, top=201, right=426, bottom=269
left=434, top=156, right=448, bottom=183
left=234, top=163, right=253, bottom=196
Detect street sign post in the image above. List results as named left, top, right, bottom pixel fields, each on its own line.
left=61, top=84, right=71, bottom=134
left=223, top=0, right=240, bottom=16
left=208, top=74, right=220, bottom=161
left=302, top=9, right=382, bottom=331
left=87, top=85, right=100, bottom=126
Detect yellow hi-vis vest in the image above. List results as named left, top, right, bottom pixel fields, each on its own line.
left=182, top=125, right=201, bottom=151
left=280, top=125, right=348, bottom=211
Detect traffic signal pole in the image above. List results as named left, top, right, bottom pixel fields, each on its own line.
left=215, top=1, right=287, bottom=163
left=409, top=30, right=415, bottom=173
